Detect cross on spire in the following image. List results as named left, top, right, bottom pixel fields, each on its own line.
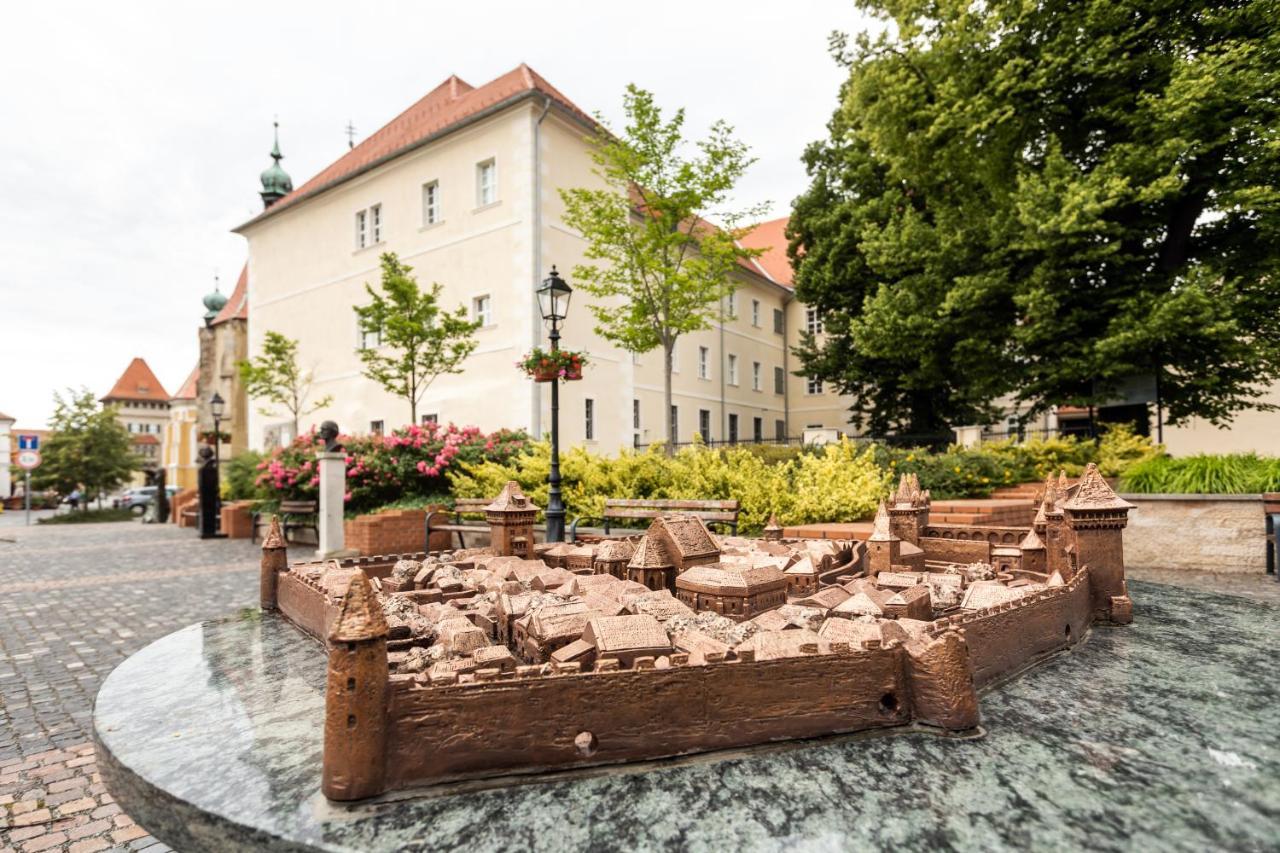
left=345, top=119, right=357, bottom=150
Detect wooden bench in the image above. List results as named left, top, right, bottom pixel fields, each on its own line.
left=252, top=500, right=319, bottom=544
left=569, top=499, right=739, bottom=542
left=425, top=498, right=492, bottom=550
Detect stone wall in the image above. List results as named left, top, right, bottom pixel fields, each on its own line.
left=1122, top=495, right=1267, bottom=573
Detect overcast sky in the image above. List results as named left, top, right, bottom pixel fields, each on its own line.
left=0, top=1, right=874, bottom=428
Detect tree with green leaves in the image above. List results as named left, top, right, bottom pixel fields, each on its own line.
left=238, top=330, right=333, bottom=435
left=354, top=252, right=480, bottom=424
left=32, top=388, right=140, bottom=505
left=790, top=0, right=1280, bottom=438
left=561, top=85, right=765, bottom=451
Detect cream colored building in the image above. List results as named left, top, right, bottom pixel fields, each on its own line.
left=101, top=358, right=171, bottom=486
left=234, top=66, right=855, bottom=451
left=163, top=367, right=200, bottom=490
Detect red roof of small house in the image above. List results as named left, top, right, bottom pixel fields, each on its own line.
left=738, top=217, right=794, bottom=288
left=172, top=365, right=199, bottom=401
left=236, top=65, right=595, bottom=230
left=131, top=434, right=160, bottom=446
left=212, top=263, right=249, bottom=325
left=101, top=358, right=170, bottom=404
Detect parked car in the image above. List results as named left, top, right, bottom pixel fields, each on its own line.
left=116, top=486, right=181, bottom=514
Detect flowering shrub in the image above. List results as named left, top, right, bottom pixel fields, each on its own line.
left=255, top=422, right=529, bottom=514
left=517, top=347, right=587, bottom=379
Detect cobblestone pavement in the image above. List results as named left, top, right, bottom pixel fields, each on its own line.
left=0, top=520, right=259, bottom=852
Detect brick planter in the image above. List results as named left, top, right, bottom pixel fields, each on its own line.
left=344, top=507, right=453, bottom=556
left=220, top=501, right=256, bottom=539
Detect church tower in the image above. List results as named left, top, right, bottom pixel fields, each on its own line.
left=888, top=473, right=930, bottom=544
left=1062, top=463, right=1134, bottom=624
left=1040, top=475, right=1070, bottom=579
left=259, top=121, right=293, bottom=209
left=866, top=501, right=900, bottom=577
left=322, top=569, right=389, bottom=801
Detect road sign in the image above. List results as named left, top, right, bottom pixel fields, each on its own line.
left=16, top=449, right=41, bottom=470
left=17, top=434, right=39, bottom=451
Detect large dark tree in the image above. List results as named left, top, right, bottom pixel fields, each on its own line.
left=790, top=0, right=1280, bottom=436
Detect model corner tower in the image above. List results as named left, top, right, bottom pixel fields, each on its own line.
left=322, top=569, right=389, bottom=801
left=486, top=480, right=538, bottom=558
left=1062, top=463, right=1134, bottom=624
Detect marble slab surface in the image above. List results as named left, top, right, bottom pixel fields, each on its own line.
left=93, top=580, right=1279, bottom=852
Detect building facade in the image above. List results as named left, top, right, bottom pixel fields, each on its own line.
left=234, top=65, right=855, bottom=451
left=163, top=367, right=200, bottom=490
left=101, top=358, right=171, bottom=486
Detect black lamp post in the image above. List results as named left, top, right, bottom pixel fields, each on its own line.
left=210, top=391, right=226, bottom=511
left=537, top=266, right=572, bottom=542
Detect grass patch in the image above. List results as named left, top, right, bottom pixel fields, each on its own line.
left=37, top=507, right=136, bottom=524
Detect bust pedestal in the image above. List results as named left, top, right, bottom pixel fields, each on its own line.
left=316, top=451, right=356, bottom=559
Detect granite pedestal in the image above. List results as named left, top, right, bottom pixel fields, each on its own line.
left=93, top=581, right=1279, bottom=852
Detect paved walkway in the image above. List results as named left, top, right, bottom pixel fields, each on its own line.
left=0, top=520, right=259, bottom=852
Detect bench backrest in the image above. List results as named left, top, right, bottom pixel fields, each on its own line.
left=280, top=501, right=317, bottom=514
left=454, top=498, right=491, bottom=516
left=602, top=498, right=739, bottom=523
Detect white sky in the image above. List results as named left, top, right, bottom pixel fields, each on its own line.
left=0, top=1, right=873, bottom=428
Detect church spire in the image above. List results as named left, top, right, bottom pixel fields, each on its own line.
left=259, top=120, right=293, bottom=209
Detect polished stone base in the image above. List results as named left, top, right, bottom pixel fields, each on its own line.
left=94, top=581, right=1279, bottom=852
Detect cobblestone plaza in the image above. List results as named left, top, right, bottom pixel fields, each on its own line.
left=0, top=521, right=259, bottom=852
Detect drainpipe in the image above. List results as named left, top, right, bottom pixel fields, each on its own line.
left=531, top=96, right=552, bottom=438
left=719, top=299, right=726, bottom=445
left=782, top=293, right=792, bottom=441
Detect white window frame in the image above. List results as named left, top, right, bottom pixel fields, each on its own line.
left=472, top=294, right=493, bottom=327
left=422, top=180, right=441, bottom=225
left=698, top=346, right=710, bottom=380
left=807, top=376, right=823, bottom=395
left=751, top=299, right=761, bottom=327
left=698, top=409, right=712, bottom=441
left=370, top=203, right=382, bottom=243
left=806, top=307, right=823, bottom=336
left=357, top=314, right=383, bottom=349
left=369, top=420, right=385, bottom=436
left=354, top=209, right=368, bottom=249
left=476, top=159, right=497, bottom=207
left=727, top=354, right=739, bottom=386
left=752, top=361, right=762, bottom=392
left=727, top=291, right=738, bottom=319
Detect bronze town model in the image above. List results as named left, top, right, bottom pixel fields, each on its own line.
left=258, top=464, right=1134, bottom=801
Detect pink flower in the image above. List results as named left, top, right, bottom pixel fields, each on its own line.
left=309, top=476, right=319, bottom=486
left=343, top=492, right=352, bottom=502
left=416, top=461, right=428, bottom=474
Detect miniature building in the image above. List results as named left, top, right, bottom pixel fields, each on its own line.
left=582, top=614, right=673, bottom=668
left=322, top=570, right=389, bottom=801
left=593, top=539, right=635, bottom=578
left=674, top=563, right=788, bottom=621
left=486, top=480, right=538, bottom=558
left=515, top=601, right=601, bottom=663
left=1019, top=528, right=1047, bottom=575
left=887, top=473, right=930, bottom=544
left=648, top=516, right=720, bottom=571
left=1062, top=463, right=1134, bottom=621
left=763, top=514, right=783, bottom=541
left=882, top=585, right=932, bottom=620
left=784, top=554, right=821, bottom=595
left=627, top=534, right=678, bottom=591
left=564, top=545, right=596, bottom=575
left=867, top=501, right=925, bottom=575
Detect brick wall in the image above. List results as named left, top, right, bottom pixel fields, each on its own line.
left=344, top=508, right=452, bottom=556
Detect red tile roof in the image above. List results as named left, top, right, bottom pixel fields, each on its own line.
left=132, top=434, right=160, bottom=446
left=212, top=263, right=248, bottom=325
left=237, top=64, right=595, bottom=230
left=738, top=217, right=794, bottom=287
left=172, top=365, right=199, bottom=401
left=101, top=358, right=170, bottom=404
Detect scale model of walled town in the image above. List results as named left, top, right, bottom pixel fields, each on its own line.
left=258, top=463, right=1134, bottom=801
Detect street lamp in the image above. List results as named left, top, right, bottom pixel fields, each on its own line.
left=537, top=266, right=572, bottom=542
left=210, top=391, right=226, bottom=506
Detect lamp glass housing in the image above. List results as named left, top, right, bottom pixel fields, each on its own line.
left=537, top=267, right=572, bottom=323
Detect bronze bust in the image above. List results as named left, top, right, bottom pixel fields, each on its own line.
left=318, top=421, right=343, bottom=453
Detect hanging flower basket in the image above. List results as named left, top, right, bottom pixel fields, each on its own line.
left=518, top=348, right=589, bottom=382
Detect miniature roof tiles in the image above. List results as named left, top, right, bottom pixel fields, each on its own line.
left=868, top=501, right=894, bottom=541
left=584, top=614, right=671, bottom=654
left=486, top=480, right=537, bottom=513
left=628, top=534, right=673, bottom=569
left=652, top=515, right=720, bottom=560
left=1062, top=463, right=1134, bottom=512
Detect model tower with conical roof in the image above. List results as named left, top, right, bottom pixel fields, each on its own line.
left=322, top=569, right=389, bottom=800
left=1062, top=463, right=1134, bottom=624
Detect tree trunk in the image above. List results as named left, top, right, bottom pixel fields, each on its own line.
left=663, top=340, right=675, bottom=457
